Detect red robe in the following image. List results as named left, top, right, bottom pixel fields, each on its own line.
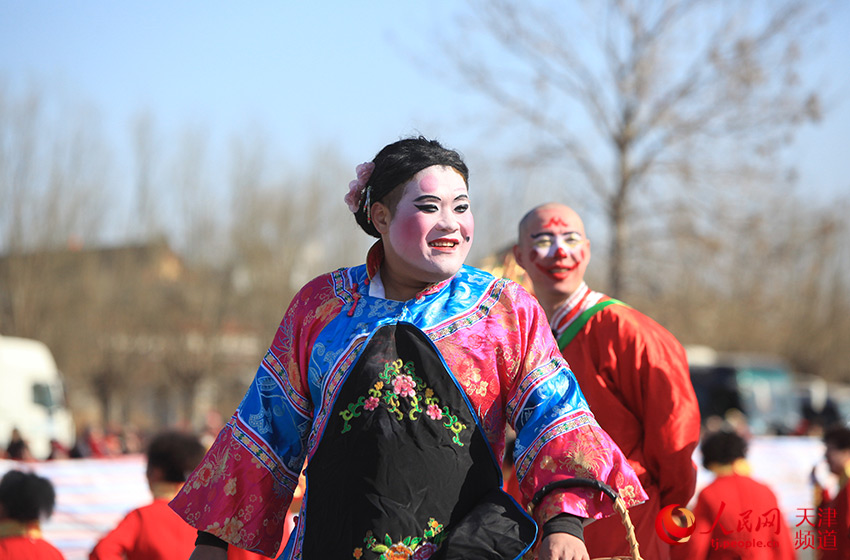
left=0, top=523, right=64, bottom=560
left=0, top=537, right=64, bottom=560
left=89, top=498, right=288, bottom=560
left=89, top=499, right=198, bottom=560
left=817, top=481, right=850, bottom=560
left=672, top=473, right=796, bottom=560
left=553, top=283, right=701, bottom=560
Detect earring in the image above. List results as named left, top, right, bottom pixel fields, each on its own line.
left=365, top=186, right=372, bottom=223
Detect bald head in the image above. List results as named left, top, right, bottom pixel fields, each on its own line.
left=513, top=203, right=591, bottom=315
left=517, top=203, right=586, bottom=241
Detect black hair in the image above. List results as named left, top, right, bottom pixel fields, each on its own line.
left=824, top=425, right=850, bottom=451
left=146, top=430, right=206, bottom=483
left=354, top=136, right=469, bottom=238
left=700, top=430, right=748, bottom=468
left=0, top=470, right=56, bottom=522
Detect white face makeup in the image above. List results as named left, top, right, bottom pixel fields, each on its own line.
left=514, top=205, right=590, bottom=300
left=529, top=231, right=586, bottom=263
left=378, top=165, right=473, bottom=296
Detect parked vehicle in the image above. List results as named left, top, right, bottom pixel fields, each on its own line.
left=0, top=335, right=76, bottom=459
left=686, top=345, right=801, bottom=435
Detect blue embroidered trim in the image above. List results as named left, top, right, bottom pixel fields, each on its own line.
left=428, top=278, right=507, bottom=341
left=514, top=412, right=595, bottom=482
left=505, top=358, right=562, bottom=427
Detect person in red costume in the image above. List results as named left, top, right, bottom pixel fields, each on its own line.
left=0, top=470, right=64, bottom=560
left=90, top=430, right=206, bottom=560
left=814, top=426, right=850, bottom=560
left=513, top=202, right=701, bottom=560
left=90, top=430, right=294, bottom=560
left=672, top=429, right=795, bottom=560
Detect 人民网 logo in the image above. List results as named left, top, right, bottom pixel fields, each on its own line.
left=655, top=504, right=696, bottom=545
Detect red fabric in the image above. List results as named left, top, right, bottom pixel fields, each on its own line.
left=503, top=468, right=523, bottom=505
left=671, top=474, right=796, bottom=560
left=560, top=301, right=701, bottom=560
left=0, top=535, right=65, bottom=560
left=89, top=498, right=288, bottom=560
left=817, top=483, right=850, bottom=560
left=89, top=499, right=196, bottom=560
left=171, top=264, right=646, bottom=556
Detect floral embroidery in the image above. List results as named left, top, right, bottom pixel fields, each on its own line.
left=339, top=359, right=468, bottom=446
left=539, top=455, right=557, bottom=473
left=205, top=516, right=246, bottom=544
left=393, top=374, right=417, bottom=397
left=364, top=396, right=380, bottom=411
left=355, top=518, right=445, bottom=559
left=560, top=438, right=608, bottom=479
left=618, top=484, right=638, bottom=501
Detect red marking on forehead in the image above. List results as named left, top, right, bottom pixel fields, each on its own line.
left=542, top=217, right=570, bottom=228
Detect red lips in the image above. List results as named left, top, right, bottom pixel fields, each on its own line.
left=536, top=261, right=578, bottom=279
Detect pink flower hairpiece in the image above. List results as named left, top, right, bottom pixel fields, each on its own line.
left=344, top=162, right=376, bottom=217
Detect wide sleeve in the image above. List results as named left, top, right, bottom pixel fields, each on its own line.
left=89, top=508, right=142, bottom=560
left=612, top=309, right=700, bottom=508
left=503, top=284, right=648, bottom=527
left=169, top=275, right=337, bottom=556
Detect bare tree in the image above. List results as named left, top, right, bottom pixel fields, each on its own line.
left=130, top=111, right=161, bottom=239
left=436, top=0, right=825, bottom=296
left=0, top=85, right=111, bottom=337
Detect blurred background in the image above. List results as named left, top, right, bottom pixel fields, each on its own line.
left=0, top=1, right=849, bottom=556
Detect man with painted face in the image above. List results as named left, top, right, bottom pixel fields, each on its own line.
left=513, top=203, right=700, bottom=560
left=171, top=140, right=645, bottom=560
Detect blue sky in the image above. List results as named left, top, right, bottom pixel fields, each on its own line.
left=1, top=1, right=848, bottom=207
left=0, top=2, right=478, bottom=164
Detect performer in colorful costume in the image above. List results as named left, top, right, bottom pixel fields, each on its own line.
left=513, top=203, right=701, bottom=560
left=171, top=138, right=645, bottom=560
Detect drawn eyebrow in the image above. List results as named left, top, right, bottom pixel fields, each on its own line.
left=530, top=232, right=556, bottom=239
left=413, top=193, right=470, bottom=203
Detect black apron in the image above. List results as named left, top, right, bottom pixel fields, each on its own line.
left=300, top=322, right=536, bottom=559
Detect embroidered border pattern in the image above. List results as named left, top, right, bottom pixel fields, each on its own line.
left=353, top=518, right=445, bottom=560
left=339, top=359, right=468, bottom=446
left=306, top=340, right=364, bottom=454
left=263, top=351, right=312, bottom=417
left=331, top=268, right=358, bottom=306
left=231, top=419, right=299, bottom=494
left=514, top=412, right=595, bottom=482
left=427, top=278, right=507, bottom=341
left=505, top=358, right=563, bottom=426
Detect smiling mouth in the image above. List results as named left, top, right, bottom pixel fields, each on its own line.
left=429, top=240, right=459, bottom=249
left=549, top=265, right=577, bottom=273
left=536, top=262, right=577, bottom=278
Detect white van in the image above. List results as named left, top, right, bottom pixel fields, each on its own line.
left=0, top=335, right=76, bottom=460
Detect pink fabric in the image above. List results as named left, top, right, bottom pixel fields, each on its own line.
left=433, top=281, right=646, bottom=523
left=171, top=251, right=645, bottom=555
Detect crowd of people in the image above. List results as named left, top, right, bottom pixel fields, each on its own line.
left=2, top=136, right=847, bottom=560
left=3, top=424, right=153, bottom=463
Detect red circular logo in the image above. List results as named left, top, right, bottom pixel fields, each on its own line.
left=654, top=504, right=696, bottom=545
